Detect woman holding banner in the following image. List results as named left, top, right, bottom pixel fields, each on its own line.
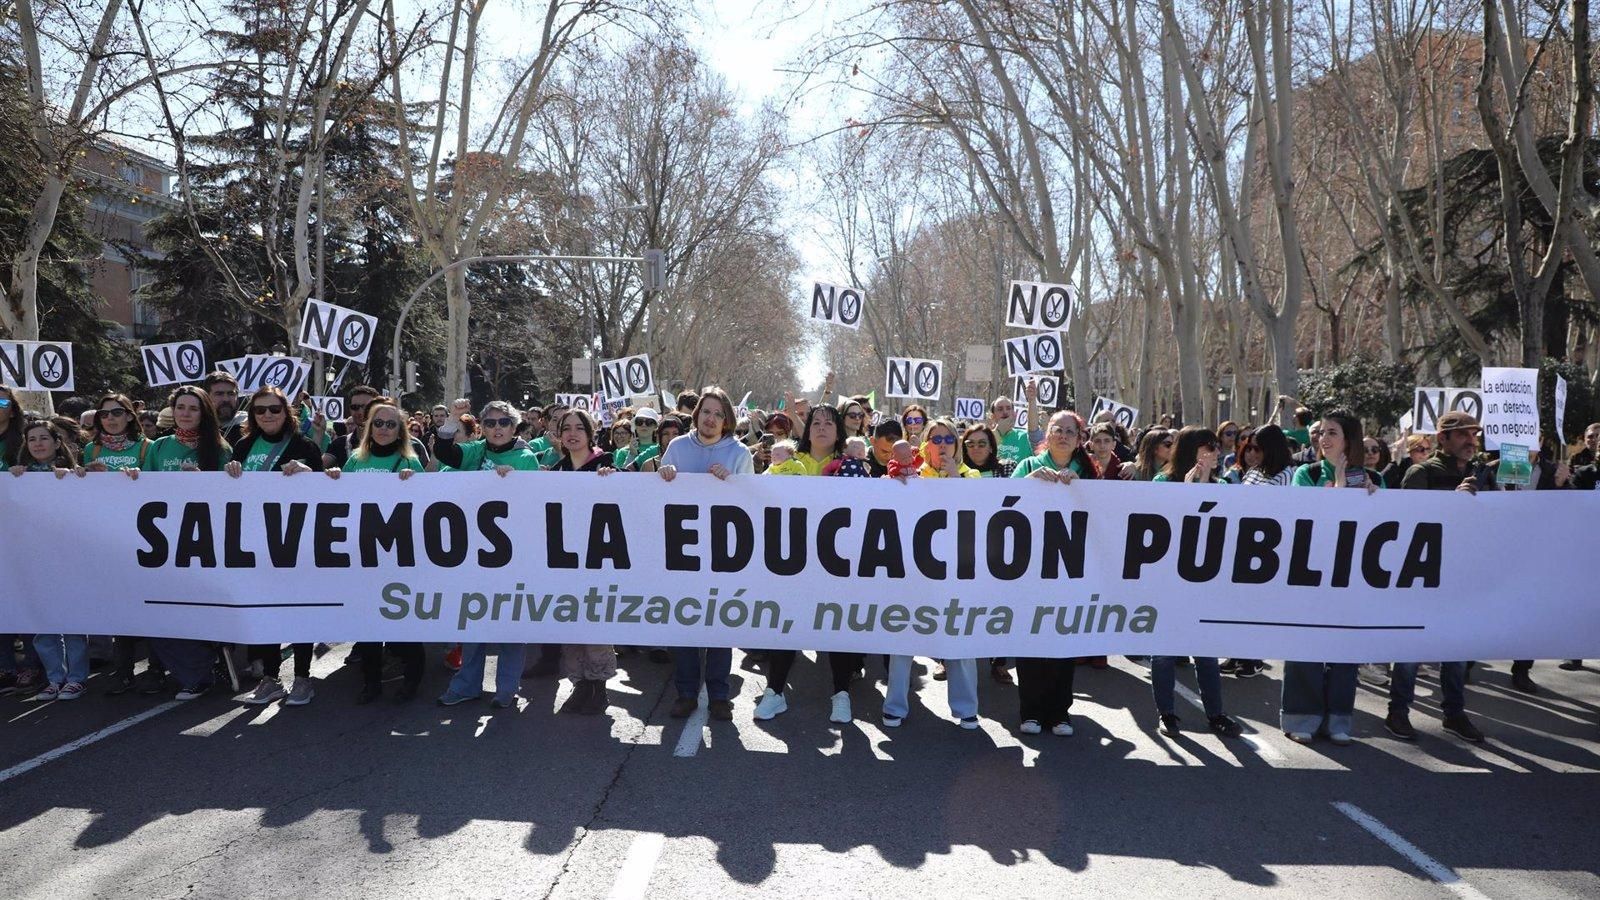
left=227, top=387, right=326, bottom=708
left=325, top=399, right=427, bottom=703
left=1005, top=411, right=1098, bottom=736
left=1148, top=426, right=1244, bottom=739
left=142, top=386, right=230, bottom=701
left=547, top=408, right=619, bottom=715
left=79, top=393, right=151, bottom=474
left=436, top=401, right=539, bottom=710
left=1280, top=410, right=1378, bottom=745
left=754, top=403, right=863, bottom=724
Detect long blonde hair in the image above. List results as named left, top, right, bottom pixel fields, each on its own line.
left=353, top=400, right=416, bottom=462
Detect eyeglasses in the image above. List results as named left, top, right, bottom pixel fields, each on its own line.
left=846, top=412, right=864, bottom=420
left=483, top=416, right=517, bottom=429
left=1049, top=426, right=1078, bottom=436
left=252, top=404, right=285, bottom=415
left=1222, top=429, right=1239, bottom=438
left=350, top=402, right=371, bottom=414
left=904, top=416, right=925, bottom=425
left=1161, top=439, right=1174, bottom=447
left=637, top=421, right=657, bottom=429
left=98, top=408, right=131, bottom=419
left=613, top=428, right=633, bottom=437
left=1364, top=445, right=1382, bottom=454
left=0, top=397, right=10, bottom=409
left=930, top=434, right=955, bottom=445
left=370, top=419, right=401, bottom=431
left=964, top=439, right=991, bottom=448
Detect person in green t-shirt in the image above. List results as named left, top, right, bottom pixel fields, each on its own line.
left=431, top=400, right=542, bottom=472
left=144, top=386, right=230, bottom=473
left=990, top=378, right=1041, bottom=466
left=322, top=399, right=426, bottom=703
left=79, top=392, right=151, bottom=473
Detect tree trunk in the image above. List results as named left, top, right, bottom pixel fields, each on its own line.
left=444, top=266, right=471, bottom=397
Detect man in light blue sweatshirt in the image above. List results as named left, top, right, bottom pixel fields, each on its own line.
left=657, top=387, right=752, bottom=720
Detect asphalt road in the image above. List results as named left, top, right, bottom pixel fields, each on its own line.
left=1, top=648, right=1597, bottom=899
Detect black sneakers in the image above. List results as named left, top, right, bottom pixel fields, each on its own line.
left=1207, top=715, right=1243, bottom=738
left=1385, top=710, right=1417, bottom=740
left=1442, top=714, right=1485, bottom=744
left=1510, top=671, right=1539, bottom=694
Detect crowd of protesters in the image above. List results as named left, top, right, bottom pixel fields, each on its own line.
left=2, top=372, right=1597, bottom=748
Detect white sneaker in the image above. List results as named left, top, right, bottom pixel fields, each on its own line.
left=829, top=691, right=851, bottom=724
left=57, top=682, right=86, bottom=701
left=1329, top=732, right=1353, bottom=746
left=1051, top=720, right=1074, bottom=737
left=1286, top=731, right=1314, bottom=744
left=1019, top=719, right=1042, bottom=735
left=753, top=688, right=787, bottom=720
left=881, top=714, right=902, bottom=728
left=284, top=678, right=315, bottom=706
left=242, top=677, right=286, bottom=705
left=958, top=716, right=980, bottom=731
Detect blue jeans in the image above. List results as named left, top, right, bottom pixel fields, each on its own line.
left=672, top=647, right=731, bottom=701
left=884, top=656, right=978, bottom=721
left=1280, top=661, right=1357, bottom=735
left=1151, top=656, right=1224, bottom=717
left=2, top=634, right=41, bottom=673
left=33, top=634, right=89, bottom=685
left=1389, top=662, right=1466, bottom=718
left=445, top=643, right=525, bottom=700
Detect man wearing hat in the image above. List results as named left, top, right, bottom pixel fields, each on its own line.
left=1386, top=409, right=1489, bottom=744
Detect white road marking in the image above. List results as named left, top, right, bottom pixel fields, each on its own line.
left=672, top=688, right=710, bottom=758
left=606, top=831, right=665, bottom=900
left=0, top=701, right=181, bottom=785
left=1332, top=801, right=1493, bottom=900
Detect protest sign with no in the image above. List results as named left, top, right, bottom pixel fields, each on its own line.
left=597, top=354, right=655, bottom=402
left=1003, top=332, right=1064, bottom=377
left=298, top=298, right=379, bottom=364
left=1013, top=375, right=1060, bottom=408
left=0, top=340, right=75, bottom=392
left=809, top=282, right=864, bottom=330
left=310, top=395, right=346, bottom=421
left=1089, top=396, right=1139, bottom=430
left=141, top=340, right=207, bottom=387
left=954, top=398, right=987, bottom=420
left=1412, top=387, right=1483, bottom=434
left=218, top=355, right=311, bottom=398
left=885, top=357, right=943, bottom=400
left=1005, top=280, right=1075, bottom=331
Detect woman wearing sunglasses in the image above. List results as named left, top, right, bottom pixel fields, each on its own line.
left=224, top=387, right=326, bottom=707
left=430, top=400, right=541, bottom=473
left=839, top=398, right=871, bottom=439
left=78, top=392, right=151, bottom=474
left=1003, top=411, right=1100, bottom=735
left=324, top=400, right=426, bottom=702
left=1129, top=428, right=1173, bottom=481
left=0, top=385, right=23, bottom=465
left=959, top=423, right=1013, bottom=478
left=900, top=404, right=929, bottom=444
left=881, top=416, right=984, bottom=730
left=614, top=407, right=663, bottom=471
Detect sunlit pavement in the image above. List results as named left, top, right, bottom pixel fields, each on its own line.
left=2, top=648, right=1596, bottom=898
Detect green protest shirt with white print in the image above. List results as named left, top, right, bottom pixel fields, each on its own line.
left=613, top=442, right=660, bottom=470
left=996, top=427, right=1034, bottom=465
left=239, top=435, right=292, bottom=472
left=145, top=436, right=231, bottom=472
left=83, top=438, right=149, bottom=471
left=343, top=451, right=424, bottom=473
left=444, top=439, right=543, bottom=472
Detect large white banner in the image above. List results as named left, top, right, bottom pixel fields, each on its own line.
left=1, top=474, right=1597, bottom=662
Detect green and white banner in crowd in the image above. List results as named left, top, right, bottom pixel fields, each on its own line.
left=2, top=474, right=1597, bottom=662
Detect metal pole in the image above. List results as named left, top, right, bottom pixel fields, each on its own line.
left=389, top=253, right=646, bottom=400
